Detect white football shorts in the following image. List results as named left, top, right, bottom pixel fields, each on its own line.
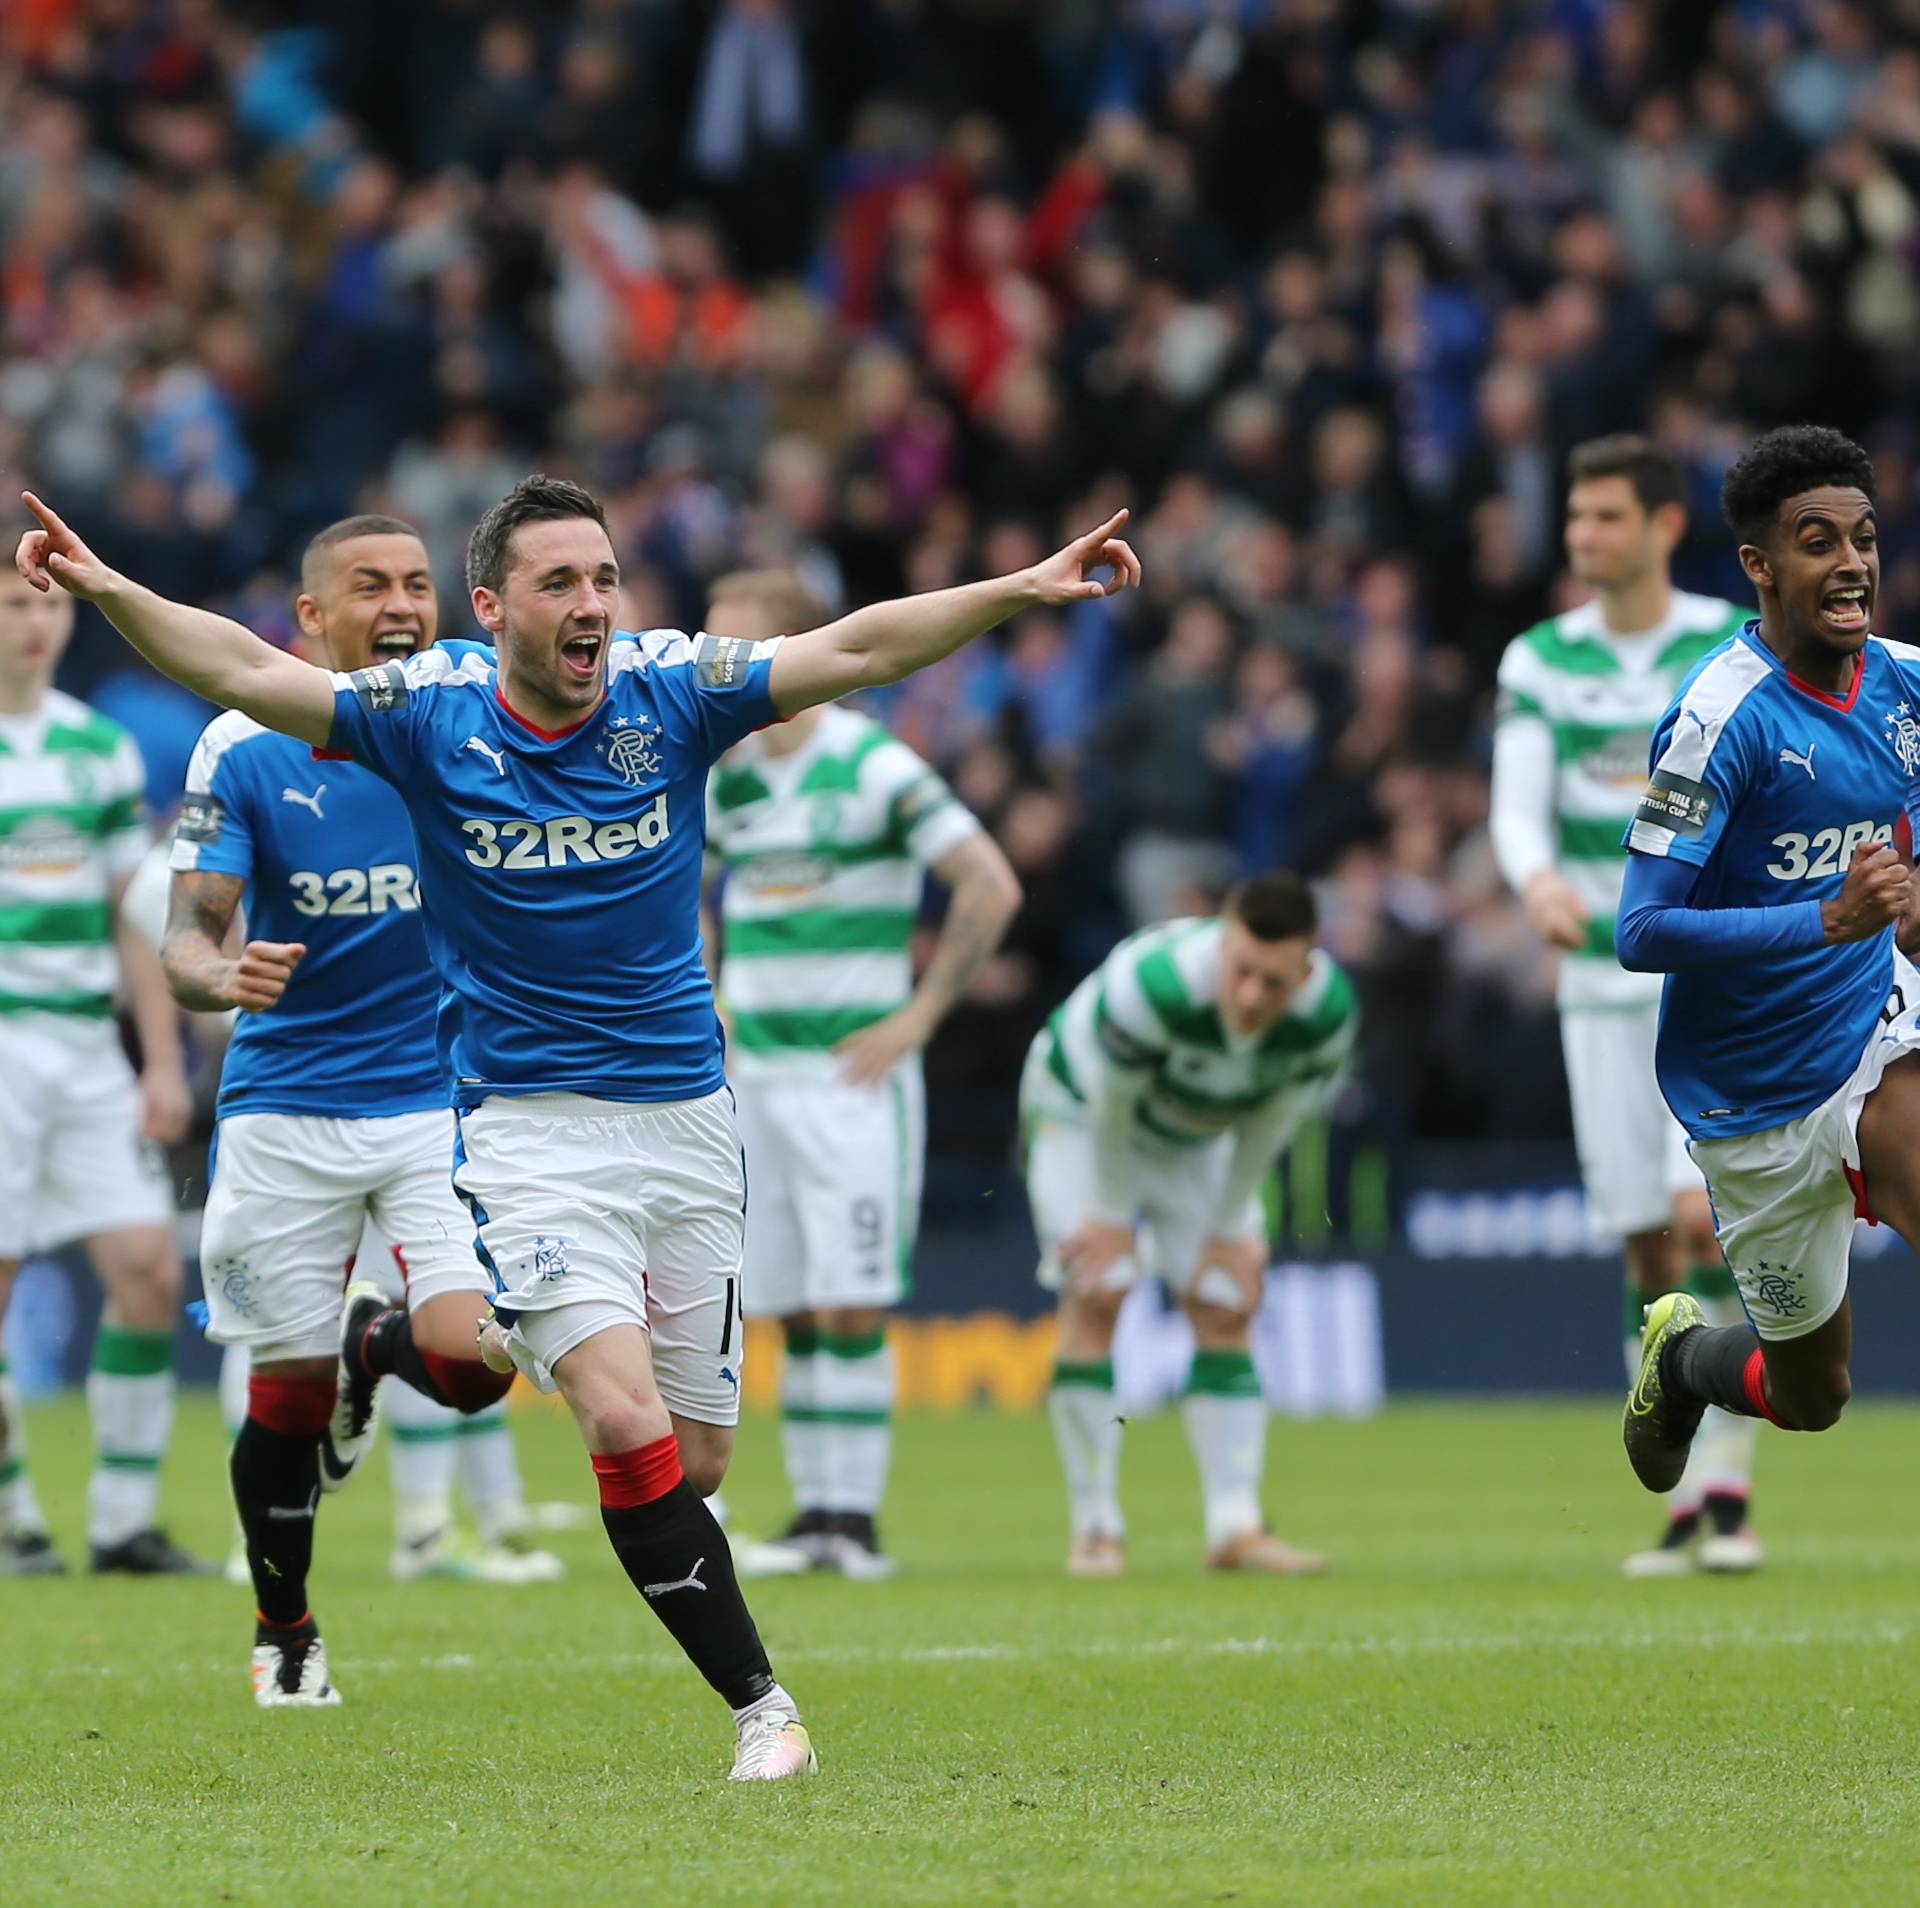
left=200, top=1108, right=483, bottom=1361
left=1559, top=1004, right=1700, bottom=1237
left=733, top=1058, right=923, bottom=1316
left=1689, top=953, right=1920, bottom=1341
left=1019, top=1038, right=1262, bottom=1301
left=453, top=1088, right=746, bottom=1426
left=0, top=1012, right=172, bottom=1256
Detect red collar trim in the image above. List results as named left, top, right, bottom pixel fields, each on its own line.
left=494, top=683, right=601, bottom=741
left=1786, top=659, right=1864, bottom=713
left=312, top=747, right=353, bottom=761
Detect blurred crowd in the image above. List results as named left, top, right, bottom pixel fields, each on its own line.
left=8, top=0, right=1920, bottom=1165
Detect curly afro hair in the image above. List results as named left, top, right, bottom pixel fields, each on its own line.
left=1721, top=425, right=1877, bottom=547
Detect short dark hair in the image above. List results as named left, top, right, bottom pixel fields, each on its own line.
left=1721, top=425, right=1877, bottom=547
left=1566, top=435, right=1686, bottom=515
left=299, top=514, right=422, bottom=595
left=466, top=474, right=610, bottom=595
left=1223, top=871, right=1317, bottom=943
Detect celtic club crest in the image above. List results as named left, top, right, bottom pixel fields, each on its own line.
left=596, top=713, right=663, bottom=787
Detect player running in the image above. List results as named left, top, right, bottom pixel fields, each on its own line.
left=1490, top=434, right=1765, bottom=1576
left=16, top=475, right=1138, bottom=1781
left=1616, top=425, right=1920, bottom=1488
left=703, top=569, right=1021, bottom=1579
left=0, top=565, right=207, bottom=1578
left=161, top=512, right=539, bottom=1704
left=1023, top=874, right=1350, bottom=1577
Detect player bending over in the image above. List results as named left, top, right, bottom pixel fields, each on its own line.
left=16, top=476, right=1138, bottom=1781
left=1616, top=425, right=1920, bottom=1488
left=0, top=565, right=207, bottom=1577
left=1491, top=434, right=1765, bottom=1576
left=1023, top=873, right=1351, bottom=1577
left=702, top=569, right=1021, bottom=1578
left=158, top=516, right=546, bottom=1703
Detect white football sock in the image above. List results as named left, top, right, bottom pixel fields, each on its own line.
left=384, top=1377, right=458, bottom=1550
left=218, top=1343, right=252, bottom=1438
left=780, top=1340, right=829, bottom=1515
left=1182, top=1350, right=1266, bottom=1551
left=87, top=1326, right=175, bottom=1547
left=815, top=1331, right=892, bottom=1518
left=455, top=1405, right=528, bottom=1546
left=1048, top=1360, right=1124, bottom=1541
left=0, top=1357, right=49, bottom=1537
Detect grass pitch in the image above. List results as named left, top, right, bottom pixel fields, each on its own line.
left=6, top=1393, right=1920, bottom=1907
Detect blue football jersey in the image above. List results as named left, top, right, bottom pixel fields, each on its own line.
left=325, top=632, right=781, bottom=1106
left=1627, top=626, right=1920, bottom=1138
left=170, top=712, right=443, bottom=1119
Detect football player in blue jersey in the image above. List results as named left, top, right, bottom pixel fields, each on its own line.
left=15, top=476, right=1139, bottom=1781
left=1614, top=425, right=1920, bottom=1492
left=160, top=514, right=536, bottom=1706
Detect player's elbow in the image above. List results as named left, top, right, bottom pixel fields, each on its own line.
left=1613, top=906, right=1663, bottom=972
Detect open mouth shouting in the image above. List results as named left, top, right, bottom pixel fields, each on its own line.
left=370, top=625, right=426, bottom=661
left=1820, top=583, right=1870, bottom=635
left=560, top=628, right=606, bottom=681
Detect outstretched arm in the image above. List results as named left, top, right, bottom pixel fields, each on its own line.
left=767, top=511, right=1140, bottom=716
left=14, top=492, right=335, bottom=746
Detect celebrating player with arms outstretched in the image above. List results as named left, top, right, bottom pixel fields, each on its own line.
left=16, top=476, right=1138, bottom=1780
left=161, top=515, right=542, bottom=1705
left=1616, top=426, right=1920, bottom=1486
left=1491, top=435, right=1764, bottom=1576
left=1023, top=874, right=1351, bottom=1577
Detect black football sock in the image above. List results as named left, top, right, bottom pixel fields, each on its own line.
left=1660, top=1509, right=1701, bottom=1549
left=230, top=1415, right=322, bottom=1628
left=1705, top=1491, right=1751, bottom=1538
left=595, top=1441, right=776, bottom=1710
left=360, top=1307, right=513, bottom=1414
left=1666, top=1324, right=1770, bottom=1418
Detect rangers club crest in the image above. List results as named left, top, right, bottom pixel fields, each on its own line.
left=596, top=713, right=663, bottom=787
left=1886, top=704, right=1920, bottom=776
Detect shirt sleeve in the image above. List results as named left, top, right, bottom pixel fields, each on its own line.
left=681, top=634, right=784, bottom=760
left=870, top=741, right=979, bottom=867
left=1615, top=851, right=1825, bottom=971
left=169, top=718, right=256, bottom=880
left=1624, top=694, right=1754, bottom=867
left=325, top=659, right=423, bottom=784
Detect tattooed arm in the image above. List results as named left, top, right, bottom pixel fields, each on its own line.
left=161, top=869, right=306, bottom=1014
left=834, top=830, right=1023, bottom=1085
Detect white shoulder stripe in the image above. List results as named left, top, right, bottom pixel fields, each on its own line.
left=1870, top=633, right=1920, bottom=667
left=1653, top=640, right=1770, bottom=781
left=184, top=708, right=268, bottom=796
left=611, top=630, right=783, bottom=678
left=1628, top=641, right=1770, bottom=856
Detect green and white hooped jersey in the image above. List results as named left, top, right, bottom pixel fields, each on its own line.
left=705, top=705, right=979, bottom=1074
left=1037, top=918, right=1357, bottom=1148
left=1495, top=592, right=1749, bottom=1009
left=0, top=691, right=146, bottom=1019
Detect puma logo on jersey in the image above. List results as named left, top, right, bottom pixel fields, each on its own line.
left=1779, top=743, right=1817, bottom=781
left=460, top=797, right=671, bottom=869
left=642, top=1557, right=707, bottom=1599
left=281, top=783, right=326, bottom=819
left=1676, top=707, right=1709, bottom=741
left=1766, top=820, right=1893, bottom=880
left=464, top=736, right=507, bottom=775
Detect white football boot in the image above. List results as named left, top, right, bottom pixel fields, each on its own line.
left=251, top=1634, right=343, bottom=1708
left=729, top=1701, right=818, bottom=1782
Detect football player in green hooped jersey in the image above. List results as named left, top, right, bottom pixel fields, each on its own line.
left=1021, top=873, right=1353, bottom=1578
left=1490, top=432, right=1765, bottom=1578
left=703, top=570, right=1021, bottom=1580
left=0, top=565, right=208, bottom=1577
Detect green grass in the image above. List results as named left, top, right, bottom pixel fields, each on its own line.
left=6, top=1394, right=1920, bottom=1907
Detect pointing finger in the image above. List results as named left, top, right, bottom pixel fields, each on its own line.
left=1077, top=508, right=1129, bottom=553
left=20, top=491, right=66, bottom=540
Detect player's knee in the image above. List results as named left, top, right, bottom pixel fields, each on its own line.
left=680, top=1445, right=728, bottom=1497
left=1774, top=1364, right=1851, bottom=1431
left=420, top=1348, right=514, bottom=1414
left=817, top=1305, right=884, bottom=1339
left=1185, top=1300, right=1251, bottom=1347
